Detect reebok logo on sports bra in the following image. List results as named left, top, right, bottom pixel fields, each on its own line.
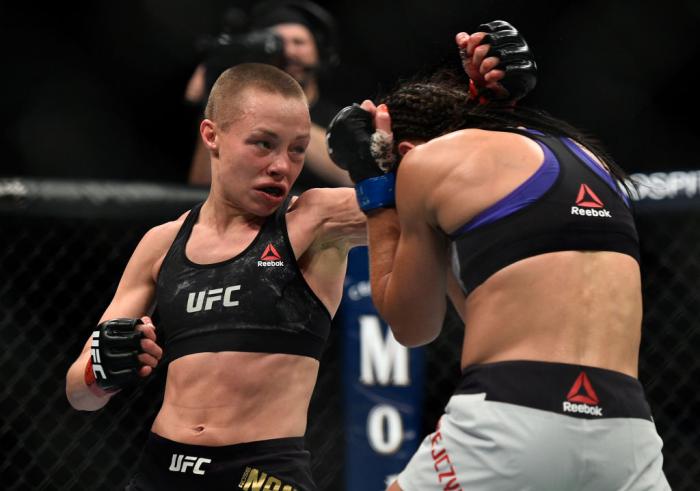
left=571, top=183, right=612, bottom=218
left=156, top=200, right=332, bottom=361
left=258, top=243, right=284, bottom=267
left=449, top=131, right=639, bottom=295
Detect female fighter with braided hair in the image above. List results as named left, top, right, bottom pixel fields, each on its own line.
left=328, top=25, right=670, bottom=491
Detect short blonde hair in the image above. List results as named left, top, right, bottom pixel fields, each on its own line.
left=204, top=63, right=307, bottom=129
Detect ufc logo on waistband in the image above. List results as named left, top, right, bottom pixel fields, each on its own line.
left=186, top=285, right=241, bottom=313
left=169, top=454, right=212, bottom=475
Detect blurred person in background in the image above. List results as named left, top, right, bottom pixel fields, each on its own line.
left=328, top=21, right=671, bottom=491
left=186, top=0, right=351, bottom=189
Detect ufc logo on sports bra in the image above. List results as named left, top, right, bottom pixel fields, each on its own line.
left=169, top=454, right=211, bottom=475
left=186, top=285, right=241, bottom=313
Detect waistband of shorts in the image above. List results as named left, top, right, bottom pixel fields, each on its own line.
left=454, top=360, right=652, bottom=420
left=145, top=432, right=307, bottom=458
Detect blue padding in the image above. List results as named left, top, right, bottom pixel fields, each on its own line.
left=355, top=173, right=396, bottom=212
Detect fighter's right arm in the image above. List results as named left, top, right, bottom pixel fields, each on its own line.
left=65, top=223, right=177, bottom=411
left=365, top=159, right=450, bottom=346
left=326, top=101, right=447, bottom=345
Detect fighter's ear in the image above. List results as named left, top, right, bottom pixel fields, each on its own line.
left=200, top=119, right=218, bottom=151
left=398, top=141, right=416, bottom=156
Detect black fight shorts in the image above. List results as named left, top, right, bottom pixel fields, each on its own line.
left=125, top=432, right=315, bottom=491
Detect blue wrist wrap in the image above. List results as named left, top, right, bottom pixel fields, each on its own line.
left=355, top=173, right=396, bottom=212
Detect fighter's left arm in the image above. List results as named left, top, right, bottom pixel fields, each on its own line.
left=289, top=187, right=367, bottom=253
left=367, top=149, right=450, bottom=347
left=286, top=187, right=367, bottom=316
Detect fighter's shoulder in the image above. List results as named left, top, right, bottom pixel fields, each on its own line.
left=286, top=187, right=365, bottom=250
left=411, top=128, right=532, bottom=166
left=136, top=211, right=189, bottom=257
left=434, top=128, right=514, bottom=151
left=289, top=187, right=357, bottom=218
left=399, top=129, right=486, bottom=164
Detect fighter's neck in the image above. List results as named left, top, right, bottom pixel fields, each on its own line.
left=201, top=195, right=267, bottom=232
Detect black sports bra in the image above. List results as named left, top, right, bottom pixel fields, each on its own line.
left=450, top=130, right=639, bottom=294
left=156, top=200, right=331, bottom=361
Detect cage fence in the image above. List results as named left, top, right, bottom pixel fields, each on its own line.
left=1, top=178, right=698, bottom=490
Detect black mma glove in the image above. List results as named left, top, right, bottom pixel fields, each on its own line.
left=84, top=318, right=144, bottom=394
left=326, top=104, right=397, bottom=212
left=472, top=20, right=537, bottom=103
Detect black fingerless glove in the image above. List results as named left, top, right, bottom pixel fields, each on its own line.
left=326, top=104, right=397, bottom=213
left=85, top=318, right=144, bottom=393
left=475, top=20, right=537, bottom=103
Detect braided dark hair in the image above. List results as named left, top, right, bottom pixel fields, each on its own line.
left=380, top=69, right=630, bottom=186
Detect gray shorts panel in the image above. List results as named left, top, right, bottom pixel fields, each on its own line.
left=397, top=394, right=670, bottom=491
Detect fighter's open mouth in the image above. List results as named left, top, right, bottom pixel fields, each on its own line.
left=260, top=187, right=283, bottom=197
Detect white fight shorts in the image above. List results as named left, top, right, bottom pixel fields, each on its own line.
left=397, top=361, right=670, bottom=491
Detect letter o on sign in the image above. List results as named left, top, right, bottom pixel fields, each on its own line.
left=367, top=404, right=403, bottom=454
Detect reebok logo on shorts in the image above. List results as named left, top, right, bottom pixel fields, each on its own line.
left=570, top=183, right=612, bottom=218
left=258, top=243, right=284, bottom=267
left=238, top=466, right=298, bottom=491
left=562, top=371, right=603, bottom=416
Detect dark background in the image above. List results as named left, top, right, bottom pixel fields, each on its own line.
left=2, top=0, right=699, bottom=182
left=2, top=3, right=700, bottom=489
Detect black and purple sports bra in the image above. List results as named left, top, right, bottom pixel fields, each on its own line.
left=449, top=129, right=639, bottom=294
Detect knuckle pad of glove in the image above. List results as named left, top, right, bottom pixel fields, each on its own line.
left=483, top=30, right=518, bottom=46
left=500, top=72, right=537, bottom=101
left=479, top=20, right=513, bottom=33
left=477, top=20, right=537, bottom=101
left=96, top=318, right=145, bottom=389
left=504, top=59, right=537, bottom=73
left=483, top=32, right=527, bottom=58
left=105, top=351, right=140, bottom=373
left=491, top=46, right=531, bottom=65
left=326, top=104, right=381, bottom=182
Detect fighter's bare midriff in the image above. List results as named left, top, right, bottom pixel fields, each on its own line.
left=460, top=250, right=642, bottom=377
left=152, top=351, right=319, bottom=446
